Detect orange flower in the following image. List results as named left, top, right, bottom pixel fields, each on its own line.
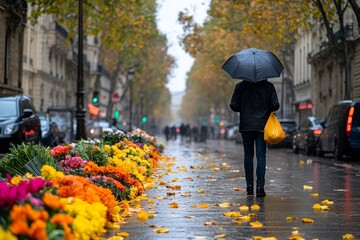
left=9, top=219, right=28, bottom=235
left=62, top=223, right=74, bottom=240
left=43, top=192, right=64, bottom=210
left=55, top=175, right=117, bottom=220
left=28, top=219, right=48, bottom=240
left=50, top=213, right=73, bottom=225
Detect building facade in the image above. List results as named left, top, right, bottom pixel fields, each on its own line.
left=294, top=5, right=360, bottom=121
left=0, top=0, right=27, bottom=94
left=22, top=10, right=113, bottom=125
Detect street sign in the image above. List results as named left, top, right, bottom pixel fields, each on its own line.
left=112, top=92, right=120, bottom=103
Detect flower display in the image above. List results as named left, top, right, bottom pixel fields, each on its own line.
left=61, top=197, right=107, bottom=240
left=53, top=174, right=117, bottom=219
left=0, top=176, right=52, bottom=207
left=0, top=128, right=164, bottom=239
left=51, top=145, right=74, bottom=158
left=58, top=154, right=87, bottom=174
left=41, top=165, right=64, bottom=181
left=84, top=162, right=144, bottom=199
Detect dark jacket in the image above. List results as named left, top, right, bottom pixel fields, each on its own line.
left=229, top=80, right=279, bottom=132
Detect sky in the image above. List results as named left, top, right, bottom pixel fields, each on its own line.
left=156, top=0, right=211, bottom=93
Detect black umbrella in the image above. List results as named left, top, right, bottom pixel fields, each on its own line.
left=221, top=48, right=284, bottom=82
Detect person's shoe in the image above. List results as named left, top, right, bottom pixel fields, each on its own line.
left=246, top=186, right=254, bottom=195
left=256, top=188, right=266, bottom=197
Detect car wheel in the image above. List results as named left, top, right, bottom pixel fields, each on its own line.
left=316, top=141, right=324, bottom=157
left=292, top=140, right=299, bottom=153
left=305, top=141, right=313, bottom=155
left=334, top=141, right=344, bottom=161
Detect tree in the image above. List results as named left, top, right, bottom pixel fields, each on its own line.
left=27, top=0, right=175, bottom=126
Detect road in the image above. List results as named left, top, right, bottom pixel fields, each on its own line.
left=105, top=138, right=360, bottom=240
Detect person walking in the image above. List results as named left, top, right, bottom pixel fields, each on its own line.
left=229, top=80, right=279, bottom=197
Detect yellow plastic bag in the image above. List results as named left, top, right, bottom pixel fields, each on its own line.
left=264, top=112, right=285, bottom=144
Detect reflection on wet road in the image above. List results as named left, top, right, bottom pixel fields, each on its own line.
left=115, top=139, right=360, bottom=240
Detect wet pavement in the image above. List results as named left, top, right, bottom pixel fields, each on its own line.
left=111, top=139, right=360, bottom=240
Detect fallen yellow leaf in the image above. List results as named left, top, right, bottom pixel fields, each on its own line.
left=169, top=202, right=178, bottom=208
left=232, top=187, right=244, bottom=191
left=248, top=213, right=257, bottom=217
left=166, top=185, right=181, bottom=190
left=153, top=196, right=166, bottom=200
left=223, top=211, right=241, bottom=217
left=137, top=210, right=149, bottom=220
left=152, top=228, right=169, bottom=233
left=239, top=205, right=249, bottom=211
left=212, top=167, right=220, bottom=171
left=218, top=202, right=231, bottom=208
left=291, top=230, right=299, bottom=235
left=289, top=236, right=305, bottom=240
left=342, top=233, right=355, bottom=240
left=106, top=222, right=121, bottom=230
left=214, top=234, right=226, bottom=238
left=312, top=203, right=329, bottom=211
left=250, top=221, right=263, bottom=228
left=310, top=193, right=319, bottom=197
left=199, top=203, right=209, bottom=208
left=321, top=199, right=334, bottom=205
left=198, top=189, right=205, bottom=193
left=204, top=221, right=217, bottom=226
left=116, top=232, right=129, bottom=237
left=250, top=204, right=260, bottom=210
left=144, top=183, right=153, bottom=189
left=303, top=185, right=313, bottom=190
left=286, top=216, right=297, bottom=221
left=237, top=215, right=250, bottom=221
left=167, top=192, right=176, bottom=196
left=301, top=218, right=314, bottom=223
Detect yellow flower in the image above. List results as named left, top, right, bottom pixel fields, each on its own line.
left=62, top=197, right=107, bottom=239
left=0, top=226, right=17, bottom=240
left=10, top=176, right=22, bottom=185
left=41, top=165, right=58, bottom=180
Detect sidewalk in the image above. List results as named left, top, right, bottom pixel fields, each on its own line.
left=109, top=139, right=360, bottom=240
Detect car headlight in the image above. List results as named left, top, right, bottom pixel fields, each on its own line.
left=4, top=123, right=19, bottom=135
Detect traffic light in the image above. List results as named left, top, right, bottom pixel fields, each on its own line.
left=92, top=91, right=99, bottom=106
left=114, top=109, right=120, bottom=120
left=141, top=116, right=147, bottom=124
left=202, top=119, right=207, bottom=125
left=215, top=118, right=221, bottom=124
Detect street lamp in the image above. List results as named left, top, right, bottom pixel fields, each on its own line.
left=139, top=91, right=144, bottom=116
left=127, top=67, right=134, bottom=131
left=75, top=0, right=87, bottom=140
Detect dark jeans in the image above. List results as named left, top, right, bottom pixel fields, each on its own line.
left=241, top=131, right=266, bottom=188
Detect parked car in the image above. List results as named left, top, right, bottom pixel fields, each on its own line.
left=226, top=125, right=238, bottom=140
left=292, top=116, right=324, bottom=155
left=39, top=114, right=59, bottom=147
left=0, top=95, right=41, bottom=153
left=269, top=118, right=297, bottom=148
left=87, top=120, right=115, bottom=139
left=316, top=100, right=360, bottom=160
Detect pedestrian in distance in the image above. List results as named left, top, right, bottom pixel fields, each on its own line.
left=229, top=80, right=279, bottom=197
left=163, top=125, right=170, bottom=141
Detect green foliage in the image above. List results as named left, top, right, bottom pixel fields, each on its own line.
left=0, top=143, right=56, bottom=177
left=67, top=140, right=109, bottom=166
left=102, top=130, right=127, bottom=146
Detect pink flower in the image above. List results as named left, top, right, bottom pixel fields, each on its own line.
left=27, top=178, right=46, bottom=193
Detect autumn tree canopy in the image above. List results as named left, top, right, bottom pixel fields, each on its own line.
left=178, top=0, right=360, bottom=124
left=27, top=0, right=175, bottom=125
